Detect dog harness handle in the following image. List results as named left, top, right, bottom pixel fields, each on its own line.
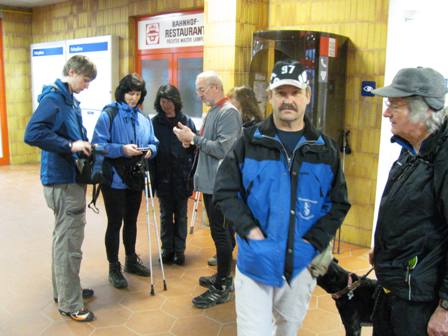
left=331, top=267, right=374, bottom=300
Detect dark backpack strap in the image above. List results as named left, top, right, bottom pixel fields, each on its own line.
left=103, top=105, right=119, bottom=134
left=88, top=184, right=102, bottom=214
left=87, top=105, right=118, bottom=213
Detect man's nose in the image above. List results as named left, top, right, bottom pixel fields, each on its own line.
left=282, top=95, right=292, bottom=103
left=383, top=107, right=392, bottom=118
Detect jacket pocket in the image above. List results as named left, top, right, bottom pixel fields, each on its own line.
left=237, top=237, right=282, bottom=283
left=298, top=162, right=333, bottom=200
left=294, top=239, right=317, bottom=275
left=375, top=260, right=407, bottom=293
left=408, top=242, right=446, bottom=301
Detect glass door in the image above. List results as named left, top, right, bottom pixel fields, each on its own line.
left=140, top=53, right=170, bottom=116
left=175, top=52, right=203, bottom=119
left=137, top=48, right=203, bottom=122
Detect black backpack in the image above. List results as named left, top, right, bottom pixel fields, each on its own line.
left=88, top=106, right=118, bottom=213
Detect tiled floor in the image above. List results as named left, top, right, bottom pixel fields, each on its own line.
left=0, top=164, right=373, bottom=336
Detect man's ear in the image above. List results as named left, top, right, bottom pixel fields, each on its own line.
left=67, top=68, right=77, bottom=77
left=305, top=86, right=312, bottom=102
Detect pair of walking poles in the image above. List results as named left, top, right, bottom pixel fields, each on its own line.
left=142, top=159, right=167, bottom=295
left=141, top=159, right=200, bottom=294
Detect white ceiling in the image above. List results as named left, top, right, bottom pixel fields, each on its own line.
left=0, top=0, right=66, bottom=8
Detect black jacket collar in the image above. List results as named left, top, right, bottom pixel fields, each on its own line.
left=258, top=114, right=320, bottom=141
left=155, top=111, right=186, bottom=126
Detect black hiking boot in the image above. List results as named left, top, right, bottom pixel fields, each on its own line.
left=124, top=254, right=150, bottom=277
left=162, top=251, right=175, bottom=264
left=192, top=284, right=231, bottom=309
left=109, top=262, right=128, bottom=289
left=174, top=252, right=185, bottom=265
left=199, top=274, right=234, bottom=291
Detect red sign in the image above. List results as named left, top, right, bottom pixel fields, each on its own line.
left=146, top=23, right=160, bottom=45
left=320, top=36, right=337, bottom=58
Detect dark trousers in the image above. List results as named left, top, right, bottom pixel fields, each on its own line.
left=159, top=195, right=188, bottom=254
left=101, top=185, right=142, bottom=263
left=203, top=193, right=232, bottom=279
left=373, top=290, right=437, bottom=336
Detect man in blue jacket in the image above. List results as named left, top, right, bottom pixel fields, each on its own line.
left=24, top=55, right=97, bottom=322
left=214, top=60, right=350, bottom=336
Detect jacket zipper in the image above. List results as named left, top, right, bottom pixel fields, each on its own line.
left=259, top=135, right=323, bottom=171
left=258, top=134, right=325, bottom=282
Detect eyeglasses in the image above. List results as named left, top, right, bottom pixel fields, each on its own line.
left=195, top=85, right=211, bottom=95
left=385, top=100, right=408, bottom=111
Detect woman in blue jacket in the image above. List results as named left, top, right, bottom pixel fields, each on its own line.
left=92, top=73, right=159, bottom=289
left=151, top=84, right=197, bottom=265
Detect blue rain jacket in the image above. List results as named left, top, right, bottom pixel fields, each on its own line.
left=91, top=102, right=159, bottom=189
left=214, top=115, right=350, bottom=287
left=24, top=79, right=87, bottom=185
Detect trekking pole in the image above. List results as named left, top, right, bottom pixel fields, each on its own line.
left=189, top=191, right=201, bottom=234
left=144, top=159, right=167, bottom=292
left=143, top=165, right=156, bottom=295
left=333, top=130, right=350, bottom=254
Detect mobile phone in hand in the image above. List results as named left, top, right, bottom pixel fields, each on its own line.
left=137, top=146, right=151, bottom=152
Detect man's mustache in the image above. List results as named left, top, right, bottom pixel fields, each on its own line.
left=279, top=103, right=298, bottom=112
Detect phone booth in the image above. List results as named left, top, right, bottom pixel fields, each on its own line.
left=250, top=30, right=348, bottom=143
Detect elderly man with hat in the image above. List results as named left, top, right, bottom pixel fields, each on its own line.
left=370, top=67, right=448, bottom=336
left=213, top=59, right=351, bottom=336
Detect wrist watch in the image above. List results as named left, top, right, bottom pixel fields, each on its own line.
left=440, top=299, right=448, bottom=310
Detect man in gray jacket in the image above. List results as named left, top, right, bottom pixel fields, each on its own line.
left=173, top=71, right=242, bottom=308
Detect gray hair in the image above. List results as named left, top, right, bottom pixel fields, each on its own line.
left=406, top=96, right=446, bottom=134
left=196, top=71, right=223, bottom=91
left=63, top=55, right=97, bottom=80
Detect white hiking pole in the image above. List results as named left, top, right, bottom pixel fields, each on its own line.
left=143, top=167, right=156, bottom=295
left=143, top=159, right=167, bottom=293
left=189, top=191, right=201, bottom=234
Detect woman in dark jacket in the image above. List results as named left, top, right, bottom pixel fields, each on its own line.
left=151, top=84, right=197, bottom=265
